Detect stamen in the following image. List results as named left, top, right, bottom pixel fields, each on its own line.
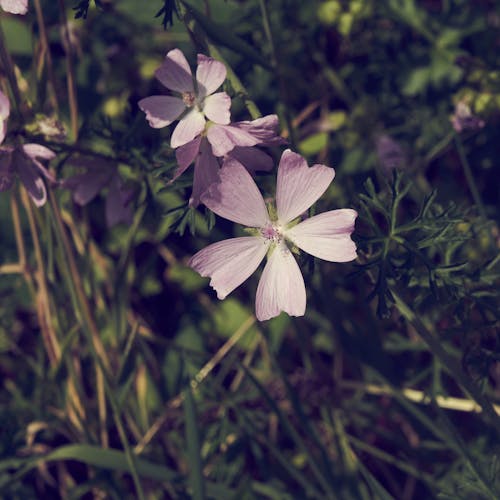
left=182, top=91, right=196, bottom=107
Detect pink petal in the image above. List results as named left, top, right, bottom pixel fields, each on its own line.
left=196, top=54, right=226, bottom=98
left=0, top=0, right=28, bottom=14
left=189, top=236, right=268, bottom=300
left=106, top=175, right=134, bottom=228
left=0, top=148, right=14, bottom=191
left=227, top=146, right=273, bottom=173
left=62, top=170, right=113, bottom=205
left=0, top=90, right=10, bottom=121
left=286, top=209, right=358, bottom=262
left=0, top=122, right=6, bottom=146
left=16, top=155, right=47, bottom=207
left=255, top=243, right=306, bottom=321
left=233, top=114, right=284, bottom=146
left=276, top=149, right=335, bottom=225
left=22, top=144, right=56, bottom=161
left=190, top=139, right=220, bottom=207
left=155, top=48, right=194, bottom=93
left=203, top=92, right=231, bottom=124
left=170, top=109, right=205, bottom=148
left=206, top=124, right=259, bottom=157
left=138, top=96, right=185, bottom=129
left=201, top=157, right=270, bottom=228
left=172, top=135, right=202, bottom=181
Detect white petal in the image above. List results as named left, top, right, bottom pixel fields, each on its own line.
left=138, top=96, right=185, bottom=128
left=155, top=48, right=194, bottom=93
left=189, top=236, right=268, bottom=299
left=255, top=243, right=306, bottom=321
left=203, top=92, right=231, bottom=124
left=22, top=144, right=56, bottom=161
left=286, top=209, right=358, bottom=262
left=201, top=157, right=270, bottom=227
left=190, top=138, right=220, bottom=207
left=170, top=109, right=205, bottom=148
left=1, top=0, right=28, bottom=14
left=196, top=54, right=226, bottom=98
left=207, top=124, right=259, bottom=157
left=276, top=149, right=335, bottom=224
left=0, top=90, right=10, bottom=121
left=17, top=156, right=47, bottom=207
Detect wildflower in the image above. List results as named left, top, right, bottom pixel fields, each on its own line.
left=0, top=0, right=28, bottom=14
left=139, top=48, right=284, bottom=206
left=61, top=157, right=134, bottom=228
left=138, top=48, right=230, bottom=148
left=0, top=144, right=56, bottom=206
left=0, top=90, right=55, bottom=205
left=451, top=101, right=485, bottom=133
left=189, top=149, right=357, bottom=321
left=375, top=134, right=406, bottom=174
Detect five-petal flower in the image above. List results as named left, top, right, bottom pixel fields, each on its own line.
left=189, top=149, right=357, bottom=321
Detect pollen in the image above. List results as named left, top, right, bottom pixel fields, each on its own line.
left=182, top=91, right=196, bottom=107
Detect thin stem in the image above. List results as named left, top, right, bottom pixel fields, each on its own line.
left=392, top=289, right=500, bottom=435
left=33, top=0, right=60, bottom=112
left=57, top=0, right=79, bottom=140
left=454, top=134, right=487, bottom=219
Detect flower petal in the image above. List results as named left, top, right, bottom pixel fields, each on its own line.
left=138, top=96, right=185, bottom=129
left=233, top=114, right=285, bottom=146
left=227, top=146, right=273, bottom=173
left=62, top=170, right=113, bottom=205
left=255, top=243, right=306, bottom=321
left=106, top=175, right=134, bottom=228
left=0, top=148, right=14, bottom=191
left=155, top=48, right=194, bottom=93
left=189, top=236, right=268, bottom=299
left=22, top=143, right=56, bottom=161
left=190, top=139, right=220, bottom=207
left=196, top=54, right=226, bottom=98
left=0, top=0, right=28, bottom=14
left=286, top=209, right=358, bottom=262
left=0, top=122, right=6, bottom=146
left=203, top=92, right=231, bottom=124
left=16, top=155, right=47, bottom=207
left=276, top=149, right=335, bottom=224
left=170, top=108, right=205, bottom=148
left=201, top=157, right=270, bottom=227
left=172, top=136, right=202, bottom=182
left=206, top=124, right=259, bottom=157
left=0, top=90, right=10, bottom=121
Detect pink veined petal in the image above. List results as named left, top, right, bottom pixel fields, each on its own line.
left=233, top=114, right=285, bottom=146
left=202, top=92, right=231, bottom=124
left=155, top=48, right=194, bottom=93
left=276, top=149, right=335, bottom=225
left=206, top=124, right=259, bottom=157
left=189, top=236, right=268, bottom=300
left=0, top=90, right=10, bottom=121
left=16, top=155, right=47, bottom=207
left=255, top=243, right=306, bottom=321
left=138, top=96, right=185, bottom=129
left=105, top=175, right=134, bottom=228
left=227, top=146, right=273, bottom=173
left=170, top=108, right=205, bottom=148
left=201, top=157, right=270, bottom=228
left=0, top=0, right=28, bottom=14
left=62, top=170, right=113, bottom=205
left=196, top=54, right=226, bottom=98
left=0, top=148, right=14, bottom=191
left=172, top=135, right=202, bottom=182
left=286, top=209, right=358, bottom=262
left=190, top=139, right=220, bottom=207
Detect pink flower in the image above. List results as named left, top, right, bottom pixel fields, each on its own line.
left=0, top=144, right=56, bottom=206
left=189, top=149, right=357, bottom=321
left=451, top=101, right=485, bottom=133
left=0, top=0, right=28, bottom=14
left=174, top=114, right=283, bottom=206
left=138, top=48, right=230, bottom=148
left=61, top=157, right=134, bottom=228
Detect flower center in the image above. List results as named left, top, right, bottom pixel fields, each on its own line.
left=182, top=91, right=196, bottom=107
left=261, top=223, right=283, bottom=243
